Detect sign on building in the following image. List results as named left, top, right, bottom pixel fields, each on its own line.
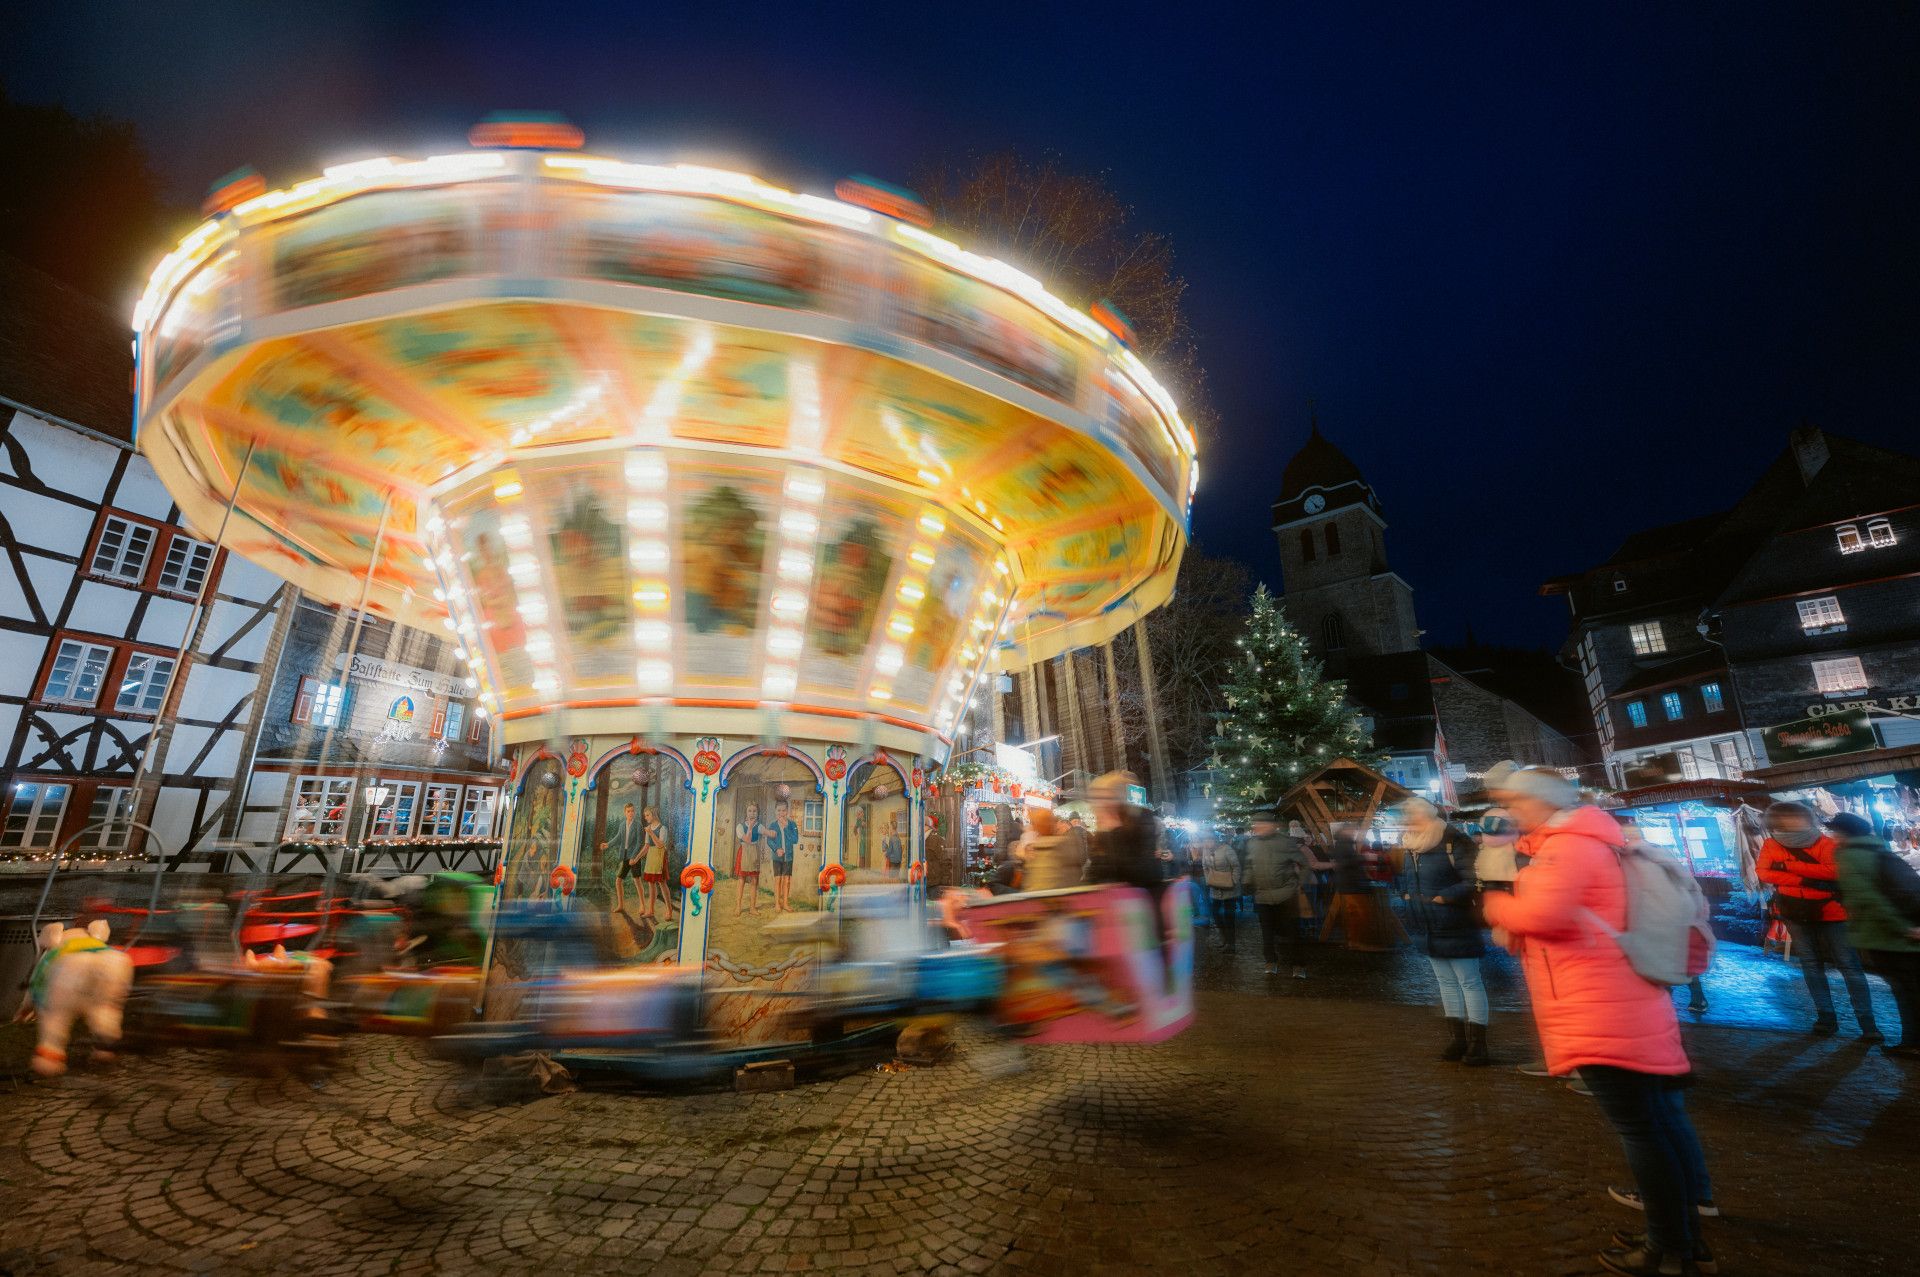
left=1762, top=709, right=1877, bottom=765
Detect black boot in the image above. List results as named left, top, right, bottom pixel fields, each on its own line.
left=1440, top=1017, right=1467, bottom=1061
left=1462, top=1021, right=1491, bottom=1066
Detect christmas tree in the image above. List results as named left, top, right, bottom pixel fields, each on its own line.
left=1208, top=585, right=1377, bottom=823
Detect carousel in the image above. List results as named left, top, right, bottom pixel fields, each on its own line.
left=131, top=119, right=1197, bottom=1033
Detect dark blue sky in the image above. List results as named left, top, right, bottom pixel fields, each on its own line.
left=10, top=2, right=1917, bottom=649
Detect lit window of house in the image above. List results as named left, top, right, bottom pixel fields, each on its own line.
left=1701, top=682, right=1725, bottom=714
left=458, top=788, right=499, bottom=837
left=369, top=780, right=420, bottom=837
left=1629, top=621, right=1666, bottom=656
left=1626, top=700, right=1649, bottom=728
left=114, top=653, right=177, bottom=714
left=287, top=777, right=354, bottom=839
left=1836, top=524, right=1864, bottom=553
left=2, top=782, right=71, bottom=850
left=1867, top=518, right=1896, bottom=548
left=91, top=516, right=155, bottom=582
left=89, top=787, right=134, bottom=851
left=292, top=677, right=347, bottom=727
left=421, top=785, right=462, bottom=837
left=158, top=536, right=214, bottom=594
left=1812, top=656, right=1868, bottom=694
left=1662, top=691, right=1685, bottom=721
left=43, top=640, right=114, bottom=707
left=1796, top=596, right=1846, bottom=633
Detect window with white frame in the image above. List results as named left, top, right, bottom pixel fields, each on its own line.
left=1612, top=577, right=1628, bottom=593
left=1836, top=524, right=1863, bottom=553
left=1812, top=656, right=1868, bottom=694
left=1626, top=700, right=1649, bottom=728
left=157, top=535, right=214, bottom=594
left=1701, top=682, right=1725, bottom=714
left=458, top=787, right=498, bottom=837
left=91, top=516, right=155, bottom=582
left=442, top=701, right=466, bottom=742
left=292, top=677, right=346, bottom=727
left=1796, top=595, right=1846, bottom=633
left=1629, top=621, right=1666, bottom=656
left=804, top=799, right=824, bottom=835
left=1868, top=518, right=1896, bottom=548
left=115, top=653, right=177, bottom=714
left=370, top=780, right=420, bottom=837
left=1713, top=739, right=1743, bottom=777
left=88, top=786, right=134, bottom=851
left=287, top=776, right=354, bottom=839
left=420, top=784, right=462, bottom=837
left=43, top=640, right=113, bottom=706
left=2, top=782, right=71, bottom=851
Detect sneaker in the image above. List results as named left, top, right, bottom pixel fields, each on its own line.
left=1264, top=964, right=1280, bottom=976
left=1291, top=967, right=1308, bottom=979
left=1566, top=1076, right=1594, bottom=1097
left=1859, top=1028, right=1885, bottom=1045
left=1597, top=1240, right=1689, bottom=1277
left=1610, top=1233, right=1718, bottom=1275
left=1517, top=1059, right=1554, bottom=1078
left=1687, top=999, right=1709, bottom=1015
left=1610, top=1186, right=1720, bottom=1218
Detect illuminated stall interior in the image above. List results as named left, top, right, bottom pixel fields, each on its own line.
left=130, top=123, right=1197, bottom=1027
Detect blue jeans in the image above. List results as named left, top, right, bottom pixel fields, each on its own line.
left=1784, top=919, right=1877, bottom=1028
left=1580, top=1067, right=1706, bottom=1254
left=1427, top=955, right=1488, bottom=1025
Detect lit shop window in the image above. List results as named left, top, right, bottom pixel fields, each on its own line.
left=458, top=788, right=498, bottom=837
left=2, top=782, right=71, bottom=851
left=1812, top=656, right=1868, bottom=695
left=158, top=536, right=214, bottom=594
left=92, top=516, right=155, bottom=582
left=1626, top=700, right=1649, bottom=728
left=1867, top=519, right=1896, bottom=548
left=1629, top=621, right=1666, bottom=656
left=421, top=784, right=462, bottom=837
left=115, top=653, right=177, bottom=714
left=1701, top=682, right=1725, bottom=714
left=43, top=640, right=114, bottom=706
left=369, top=780, right=420, bottom=837
left=1796, top=596, right=1846, bottom=634
left=89, top=786, right=134, bottom=851
left=287, top=777, right=354, bottom=839
left=1662, top=691, right=1685, bottom=721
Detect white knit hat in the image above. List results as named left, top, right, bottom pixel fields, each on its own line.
left=1504, top=767, right=1579, bottom=809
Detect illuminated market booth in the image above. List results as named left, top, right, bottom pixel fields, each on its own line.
left=130, top=121, right=1197, bottom=1028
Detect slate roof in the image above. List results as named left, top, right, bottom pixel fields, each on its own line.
left=0, top=254, right=134, bottom=441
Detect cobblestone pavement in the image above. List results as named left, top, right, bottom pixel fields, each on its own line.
left=1, top=945, right=1914, bottom=1276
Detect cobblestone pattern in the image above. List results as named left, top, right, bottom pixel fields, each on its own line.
left=0, top=977, right=1914, bottom=1274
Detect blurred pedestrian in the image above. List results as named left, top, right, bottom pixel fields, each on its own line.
left=1400, top=798, right=1490, bottom=1064
left=1474, top=808, right=1523, bottom=894
left=1830, top=811, right=1920, bottom=1058
left=1087, top=772, right=1163, bottom=895
left=1759, top=801, right=1880, bottom=1040
left=1247, top=809, right=1313, bottom=977
left=1322, top=823, right=1400, bottom=951
left=1482, top=768, right=1715, bottom=1277
left=1016, top=802, right=1089, bottom=892
left=1199, top=831, right=1241, bottom=948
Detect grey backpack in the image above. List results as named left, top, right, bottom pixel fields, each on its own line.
left=1584, top=839, right=1716, bottom=987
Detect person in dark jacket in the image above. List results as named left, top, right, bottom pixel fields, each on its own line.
left=1400, top=798, right=1490, bottom=1064
left=1087, top=772, right=1164, bottom=895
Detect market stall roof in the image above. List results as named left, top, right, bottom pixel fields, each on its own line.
left=1274, top=757, right=1412, bottom=842
left=1597, top=778, right=1770, bottom=809
left=1744, top=742, right=1920, bottom=791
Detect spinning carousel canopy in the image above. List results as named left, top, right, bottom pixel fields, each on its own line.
left=133, top=137, right=1198, bottom=750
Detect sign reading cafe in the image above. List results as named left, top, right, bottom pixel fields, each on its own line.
left=1804, top=693, right=1920, bottom=718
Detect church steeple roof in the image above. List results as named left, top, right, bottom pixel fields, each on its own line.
left=1271, top=419, right=1384, bottom=526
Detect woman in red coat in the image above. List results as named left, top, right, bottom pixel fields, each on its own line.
left=1484, top=768, right=1713, bottom=1277
left=1758, top=801, right=1880, bottom=1039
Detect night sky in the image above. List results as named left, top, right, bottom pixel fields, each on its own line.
left=8, top=3, right=1917, bottom=650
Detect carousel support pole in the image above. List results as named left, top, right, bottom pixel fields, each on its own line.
left=989, top=668, right=1007, bottom=746
left=1103, top=640, right=1128, bottom=774
left=674, top=737, right=721, bottom=966
left=1059, top=650, right=1090, bottom=792
left=1020, top=665, right=1042, bottom=749
left=1133, top=618, right=1172, bottom=806
left=308, top=492, right=394, bottom=874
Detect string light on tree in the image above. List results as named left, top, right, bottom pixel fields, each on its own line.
left=1208, top=585, right=1379, bottom=823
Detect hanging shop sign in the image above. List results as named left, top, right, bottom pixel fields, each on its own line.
left=1762, top=709, right=1877, bottom=765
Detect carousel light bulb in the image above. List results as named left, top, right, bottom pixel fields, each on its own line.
left=778, top=549, right=813, bottom=581
left=768, top=627, right=804, bottom=657
left=634, top=620, right=672, bottom=648
left=626, top=500, right=668, bottom=531
left=918, top=514, right=945, bottom=537
left=636, top=661, right=673, bottom=692
left=780, top=510, right=819, bottom=539
left=771, top=590, right=807, bottom=618
left=784, top=473, right=826, bottom=503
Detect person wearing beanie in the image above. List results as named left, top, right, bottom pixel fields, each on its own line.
left=1831, top=813, right=1920, bottom=1058
left=1759, top=801, right=1879, bottom=1040
left=1474, top=809, right=1524, bottom=895
left=1482, top=772, right=1713, bottom=1277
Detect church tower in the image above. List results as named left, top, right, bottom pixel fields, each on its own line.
left=1271, top=424, right=1420, bottom=672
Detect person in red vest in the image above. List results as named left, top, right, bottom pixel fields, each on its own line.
left=1758, top=801, right=1881, bottom=1040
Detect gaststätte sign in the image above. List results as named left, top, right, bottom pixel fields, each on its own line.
left=1762, top=709, right=1877, bottom=765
